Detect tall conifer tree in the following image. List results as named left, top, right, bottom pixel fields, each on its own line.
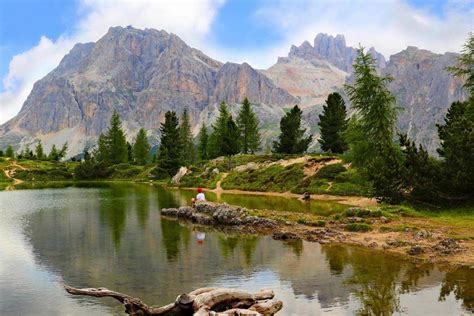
left=198, top=124, right=209, bottom=160
left=157, top=111, right=182, bottom=175
left=237, top=97, right=260, bottom=154
left=5, top=145, right=14, bottom=158
left=273, top=105, right=312, bottom=154
left=35, top=141, right=44, bottom=160
left=97, top=111, right=128, bottom=164
left=437, top=34, right=474, bottom=197
left=209, top=101, right=231, bottom=158
left=49, top=145, right=59, bottom=161
left=132, top=128, right=151, bottom=165
left=222, top=115, right=241, bottom=169
left=318, top=92, right=348, bottom=153
left=344, top=47, right=402, bottom=202
left=179, top=108, right=196, bottom=165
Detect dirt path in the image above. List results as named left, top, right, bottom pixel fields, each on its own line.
left=208, top=173, right=376, bottom=207
left=3, top=160, right=25, bottom=190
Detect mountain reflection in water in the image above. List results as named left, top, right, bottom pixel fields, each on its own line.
left=0, top=183, right=472, bottom=315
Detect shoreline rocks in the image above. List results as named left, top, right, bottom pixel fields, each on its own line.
left=161, top=202, right=278, bottom=229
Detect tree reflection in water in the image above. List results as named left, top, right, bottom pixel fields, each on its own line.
left=5, top=183, right=473, bottom=315
left=218, top=234, right=259, bottom=264
left=98, top=184, right=128, bottom=248
left=439, top=267, right=474, bottom=312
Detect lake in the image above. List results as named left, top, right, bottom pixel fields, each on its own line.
left=0, top=183, right=472, bottom=315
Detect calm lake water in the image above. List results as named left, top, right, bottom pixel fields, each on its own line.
left=0, top=183, right=472, bottom=315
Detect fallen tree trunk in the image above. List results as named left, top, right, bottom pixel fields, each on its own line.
left=64, top=285, right=283, bottom=315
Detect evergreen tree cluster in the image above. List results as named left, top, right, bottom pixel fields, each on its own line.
left=338, top=34, right=474, bottom=203
left=1, top=142, right=69, bottom=161
left=199, top=98, right=261, bottom=162
left=95, top=111, right=152, bottom=166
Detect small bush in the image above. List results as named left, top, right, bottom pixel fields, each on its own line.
left=345, top=223, right=372, bottom=232
left=74, top=161, right=112, bottom=180
left=345, top=208, right=382, bottom=218
left=152, top=166, right=172, bottom=180
left=315, top=163, right=347, bottom=179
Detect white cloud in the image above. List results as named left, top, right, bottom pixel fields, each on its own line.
left=0, top=0, right=225, bottom=124
left=250, top=0, right=473, bottom=68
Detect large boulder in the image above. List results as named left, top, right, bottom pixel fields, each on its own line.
left=171, top=167, right=188, bottom=185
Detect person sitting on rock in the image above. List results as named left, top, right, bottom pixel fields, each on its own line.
left=196, top=187, right=206, bottom=201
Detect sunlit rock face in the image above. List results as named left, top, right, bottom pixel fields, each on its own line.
left=0, top=26, right=296, bottom=157
left=266, top=36, right=466, bottom=154
left=288, top=34, right=386, bottom=72
left=384, top=47, right=466, bottom=153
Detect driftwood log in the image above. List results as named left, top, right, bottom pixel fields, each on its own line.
left=64, top=285, right=283, bottom=315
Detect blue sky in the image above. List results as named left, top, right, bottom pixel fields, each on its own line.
left=0, top=0, right=472, bottom=123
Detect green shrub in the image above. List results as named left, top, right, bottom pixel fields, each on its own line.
left=152, top=166, right=172, bottom=180
left=315, top=163, right=347, bottom=179
left=74, top=161, right=112, bottom=180
left=345, top=208, right=383, bottom=218
left=345, top=223, right=372, bottom=232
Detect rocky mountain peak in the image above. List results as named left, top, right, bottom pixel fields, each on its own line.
left=0, top=26, right=296, bottom=156
left=286, top=33, right=386, bottom=72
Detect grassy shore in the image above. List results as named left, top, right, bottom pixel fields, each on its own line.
left=1, top=155, right=472, bottom=240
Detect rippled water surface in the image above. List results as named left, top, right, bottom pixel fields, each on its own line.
left=0, top=183, right=472, bottom=315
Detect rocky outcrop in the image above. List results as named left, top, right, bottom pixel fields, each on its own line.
left=268, top=36, right=465, bottom=154
left=384, top=47, right=466, bottom=153
left=289, top=33, right=386, bottom=72
left=161, top=202, right=278, bottom=230
left=263, top=56, right=347, bottom=108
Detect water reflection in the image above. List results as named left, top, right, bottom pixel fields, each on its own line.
left=0, top=183, right=473, bottom=315
left=440, top=267, right=474, bottom=312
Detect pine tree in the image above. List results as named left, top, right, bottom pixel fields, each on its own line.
left=5, top=145, right=14, bottom=158
left=58, top=142, right=68, bottom=160
left=399, top=134, right=440, bottom=202
left=209, top=101, right=231, bottom=158
left=436, top=101, right=474, bottom=196
left=198, top=124, right=209, bottom=160
left=0, top=150, right=3, bottom=157
left=96, top=134, right=109, bottom=163
left=179, top=108, right=196, bottom=165
left=237, top=97, right=260, bottom=154
left=21, top=145, right=32, bottom=159
left=273, top=105, right=312, bottom=154
left=127, top=142, right=133, bottom=163
left=318, top=92, right=348, bottom=153
left=344, top=47, right=402, bottom=203
left=447, top=33, right=474, bottom=96
left=49, top=145, right=59, bottom=161
left=438, top=34, right=474, bottom=198
left=97, top=111, right=128, bottom=165
left=35, top=141, right=44, bottom=160
left=222, top=115, right=241, bottom=169
left=157, top=111, right=182, bottom=176
left=132, top=128, right=151, bottom=165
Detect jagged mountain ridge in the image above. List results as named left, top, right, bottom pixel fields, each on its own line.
left=0, top=26, right=296, bottom=156
left=268, top=33, right=466, bottom=154
left=0, top=27, right=466, bottom=156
